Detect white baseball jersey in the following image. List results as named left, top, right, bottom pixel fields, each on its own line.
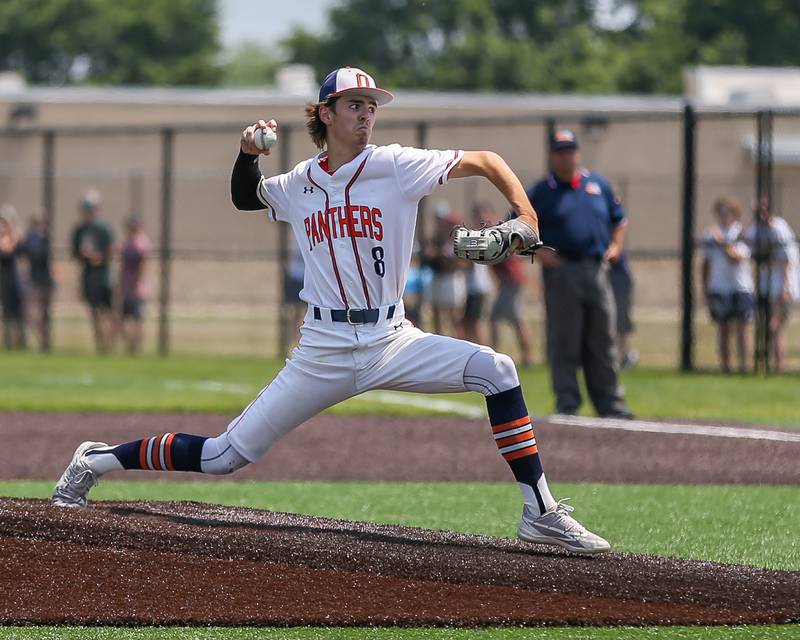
left=256, top=144, right=464, bottom=309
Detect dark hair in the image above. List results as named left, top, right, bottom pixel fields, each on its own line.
left=304, top=98, right=338, bottom=149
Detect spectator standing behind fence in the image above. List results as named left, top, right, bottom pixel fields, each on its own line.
left=702, top=197, right=754, bottom=373
left=461, top=204, right=494, bottom=344
left=71, top=189, right=115, bottom=354
left=609, top=248, right=638, bottom=369
left=118, top=215, right=150, bottom=355
left=478, top=203, right=534, bottom=368
left=527, top=129, right=633, bottom=418
left=423, top=203, right=466, bottom=337
left=490, top=252, right=534, bottom=368
left=745, top=197, right=800, bottom=372
left=21, top=214, right=55, bottom=352
left=0, top=205, right=27, bottom=350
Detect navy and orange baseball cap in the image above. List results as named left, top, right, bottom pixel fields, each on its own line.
left=318, top=67, right=394, bottom=106
left=549, top=129, right=579, bottom=151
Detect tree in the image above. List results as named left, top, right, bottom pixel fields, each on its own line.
left=0, top=0, right=221, bottom=85
left=283, top=0, right=620, bottom=93
left=220, top=41, right=282, bottom=88
left=284, top=0, right=800, bottom=94
left=611, top=0, right=800, bottom=93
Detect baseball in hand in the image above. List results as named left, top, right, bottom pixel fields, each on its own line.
left=254, top=127, right=277, bottom=151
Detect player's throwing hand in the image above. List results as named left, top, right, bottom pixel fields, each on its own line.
left=241, top=119, right=277, bottom=156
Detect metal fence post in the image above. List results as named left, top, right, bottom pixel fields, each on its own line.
left=544, top=118, right=556, bottom=175
left=41, top=130, right=56, bottom=352
left=158, top=128, right=174, bottom=356
left=680, top=102, right=696, bottom=372
left=753, top=109, right=774, bottom=373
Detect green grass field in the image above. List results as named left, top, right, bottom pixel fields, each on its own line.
left=0, top=352, right=798, bottom=425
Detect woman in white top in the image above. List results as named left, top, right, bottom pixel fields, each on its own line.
left=702, top=197, right=755, bottom=373
left=745, top=197, right=800, bottom=372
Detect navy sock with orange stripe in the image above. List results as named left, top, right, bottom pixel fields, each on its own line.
left=486, top=386, right=555, bottom=517
left=88, top=433, right=207, bottom=473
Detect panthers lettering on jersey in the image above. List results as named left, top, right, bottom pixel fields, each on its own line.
left=303, top=205, right=383, bottom=251
left=255, top=144, right=464, bottom=310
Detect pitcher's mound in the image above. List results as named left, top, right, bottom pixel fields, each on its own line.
left=0, top=498, right=797, bottom=626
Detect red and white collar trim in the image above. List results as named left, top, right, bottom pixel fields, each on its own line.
left=312, top=145, right=374, bottom=182
left=318, top=153, right=333, bottom=175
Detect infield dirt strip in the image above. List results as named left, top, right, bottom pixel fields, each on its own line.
left=3, top=412, right=800, bottom=484
left=1, top=412, right=799, bottom=626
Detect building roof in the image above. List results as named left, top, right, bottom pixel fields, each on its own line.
left=0, top=84, right=684, bottom=113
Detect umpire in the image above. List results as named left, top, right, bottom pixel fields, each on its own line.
left=528, top=129, right=633, bottom=418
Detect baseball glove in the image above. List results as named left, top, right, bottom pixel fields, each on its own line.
left=453, top=218, right=544, bottom=265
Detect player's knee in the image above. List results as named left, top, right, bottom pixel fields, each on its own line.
left=492, top=351, right=520, bottom=392
left=200, top=433, right=249, bottom=475
left=464, top=347, right=520, bottom=396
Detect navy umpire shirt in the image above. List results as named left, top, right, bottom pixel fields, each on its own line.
left=528, top=170, right=625, bottom=259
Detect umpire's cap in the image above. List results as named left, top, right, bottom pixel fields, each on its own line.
left=550, top=129, right=579, bottom=151
left=318, top=67, right=394, bottom=106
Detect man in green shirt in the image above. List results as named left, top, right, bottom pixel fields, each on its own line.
left=71, top=189, right=115, bottom=354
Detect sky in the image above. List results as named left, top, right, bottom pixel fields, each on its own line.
left=219, top=0, right=336, bottom=49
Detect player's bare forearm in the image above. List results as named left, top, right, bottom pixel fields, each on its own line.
left=450, top=151, right=539, bottom=233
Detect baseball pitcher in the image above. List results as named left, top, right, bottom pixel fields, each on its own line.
left=53, top=67, right=609, bottom=554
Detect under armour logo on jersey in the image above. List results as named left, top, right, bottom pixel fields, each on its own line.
left=304, top=186, right=314, bottom=194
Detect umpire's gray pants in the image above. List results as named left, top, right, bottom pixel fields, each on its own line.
left=542, top=259, right=627, bottom=415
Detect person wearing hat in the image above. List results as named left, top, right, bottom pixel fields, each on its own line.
left=70, top=189, right=115, bottom=354
left=52, top=67, right=612, bottom=556
left=527, top=129, right=633, bottom=418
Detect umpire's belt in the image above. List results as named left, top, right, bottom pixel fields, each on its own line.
left=313, top=305, right=396, bottom=324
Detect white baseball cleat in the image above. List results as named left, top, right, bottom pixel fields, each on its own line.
left=517, top=500, right=611, bottom=555
left=52, top=441, right=108, bottom=508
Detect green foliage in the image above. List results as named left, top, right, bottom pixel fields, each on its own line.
left=4, top=0, right=800, bottom=93
left=220, top=41, right=282, bottom=87
left=0, top=0, right=221, bottom=85
left=284, top=0, right=619, bottom=93
left=283, top=0, right=800, bottom=94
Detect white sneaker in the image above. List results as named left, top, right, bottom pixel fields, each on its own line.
left=52, top=441, right=108, bottom=508
left=517, top=500, right=610, bottom=555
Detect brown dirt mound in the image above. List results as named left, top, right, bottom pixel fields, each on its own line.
left=1, top=498, right=798, bottom=627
